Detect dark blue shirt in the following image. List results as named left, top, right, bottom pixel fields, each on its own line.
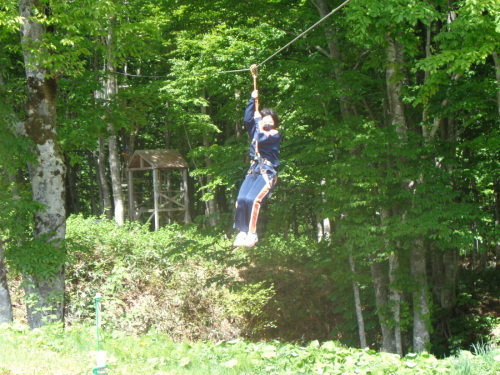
left=243, top=97, right=280, bottom=169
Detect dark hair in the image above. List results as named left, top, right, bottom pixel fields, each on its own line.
left=260, top=108, right=280, bottom=128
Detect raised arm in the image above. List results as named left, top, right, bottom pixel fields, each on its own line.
left=243, top=90, right=261, bottom=135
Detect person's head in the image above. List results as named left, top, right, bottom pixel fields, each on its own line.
left=260, top=108, right=280, bottom=130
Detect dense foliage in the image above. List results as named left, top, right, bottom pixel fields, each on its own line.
left=7, top=216, right=494, bottom=352
left=61, top=215, right=341, bottom=343
left=1, top=0, right=499, bottom=357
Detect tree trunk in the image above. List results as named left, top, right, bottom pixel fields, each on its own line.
left=385, top=35, right=407, bottom=132
left=201, top=92, right=218, bottom=226
left=388, top=252, right=403, bottom=356
left=495, top=179, right=500, bottom=270
left=87, top=150, right=99, bottom=215
left=316, top=217, right=331, bottom=241
left=410, top=240, right=431, bottom=352
left=0, top=73, right=16, bottom=324
left=97, top=137, right=112, bottom=219
left=105, top=23, right=125, bottom=226
left=491, top=51, right=500, bottom=117
left=109, top=132, right=125, bottom=225
left=431, top=247, right=459, bottom=315
left=0, top=241, right=13, bottom=324
left=386, top=33, right=431, bottom=352
left=492, top=53, right=500, bottom=269
left=65, top=156, right=81, bottom=215
left=19, top=0, right=66, bottom=328
left=349, top=253, right=367, bottom=348
left=313, top=1, right=369, bottom=349
left=317, top=179, right=331, bottom=241
left=92, top=42, right=112, bottom=219
left=312, top=0, right=350, bottom=117
left=234, top=90, right=243, bottom=139
left=204, top=135, right=218, bottom=226
left=370, top=255, right=396, bottom=353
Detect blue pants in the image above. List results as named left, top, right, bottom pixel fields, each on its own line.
left=234, top=167, right=276, bottom=233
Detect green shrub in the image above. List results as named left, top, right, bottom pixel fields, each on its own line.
left=64, top=215, right=276, bottom=340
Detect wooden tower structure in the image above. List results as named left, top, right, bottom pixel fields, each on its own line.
left=128, top=150, right=190, bottom=230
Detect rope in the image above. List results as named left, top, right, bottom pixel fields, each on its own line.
left=113, top=0, right=351, bottom=79
left=115, top=68, right=250, bottom=78
left=114, top=71, right=167, bottom=78
left=251, top=64, right=259, bottom=112
left=257, top=0, right=351, bottom=68
left=215, top=68, right=252, bottom=74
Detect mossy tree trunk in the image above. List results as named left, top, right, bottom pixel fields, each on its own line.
left=19, top=0, right=66, bottom=328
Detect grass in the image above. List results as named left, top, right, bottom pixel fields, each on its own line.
left=1, top=322, right=500, bottom=375
left=0, top=322, right=91, bottom=375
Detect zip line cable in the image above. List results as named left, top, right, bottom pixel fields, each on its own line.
left=114, top=67, right=250, bottom=78
left=114, top=0, right=351, bottom=79
left=255, top=0, right=351, bottom=69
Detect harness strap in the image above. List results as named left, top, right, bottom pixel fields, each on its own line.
left=254, top=156, right=274, bottom=169
left=254, top=137, right=260, bottom=159
left=249, top=158, right=276, bottom=185
left=261, top=168, right=271, bottom=189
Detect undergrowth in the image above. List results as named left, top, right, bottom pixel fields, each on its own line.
left=6, top=214, right=499, bottom=360
left=1, top=321, right=499, bottom=374
left=60, top=215, right=339, bottom=343
left=64, top=215, right=277, bottom=341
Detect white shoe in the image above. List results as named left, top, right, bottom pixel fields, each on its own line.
left=243, top=233, right=258, bottom=247
left=233, top=232, right=247, bottom=247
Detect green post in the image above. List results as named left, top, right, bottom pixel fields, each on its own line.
left=93, top=293, right=108, bottom=375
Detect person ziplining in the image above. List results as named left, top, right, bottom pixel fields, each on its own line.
left=229, top=0, right=351, bottom=246
left=111, top=0, right=352, bottom=246
left=233, top=65, right=281, bottom=247
left=216, top=1, right=351, bottom=246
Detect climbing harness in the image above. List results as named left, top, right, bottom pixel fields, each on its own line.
left=247, top=160, right=276, bottom=191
